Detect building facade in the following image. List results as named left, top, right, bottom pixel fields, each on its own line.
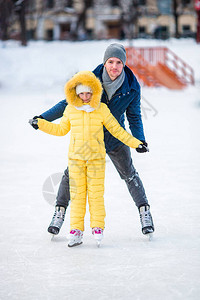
left=8, top=0, right=197, bottom=41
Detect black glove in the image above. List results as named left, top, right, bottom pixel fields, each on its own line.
left=136, top=141, right=149, bottom=153
left=28, top=115, right=43, bottom=130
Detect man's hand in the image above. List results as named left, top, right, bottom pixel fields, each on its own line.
left=28, top=115, right=43, bottom=130
left=136, top=141, right=149, bottom=153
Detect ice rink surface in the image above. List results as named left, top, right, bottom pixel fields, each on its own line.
left=0, top=38, right=200, bottom=299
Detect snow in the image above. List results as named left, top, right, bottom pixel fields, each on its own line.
left=0, top=38, right=200, bottom=300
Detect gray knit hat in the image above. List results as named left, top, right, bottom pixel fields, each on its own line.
left=103, top=43, right=126, bottom=66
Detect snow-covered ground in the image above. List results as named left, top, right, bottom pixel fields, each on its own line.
left=0, top=38, right=200, bottom=300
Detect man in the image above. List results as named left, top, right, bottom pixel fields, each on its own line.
left=30, top=43, right=154, bottom=237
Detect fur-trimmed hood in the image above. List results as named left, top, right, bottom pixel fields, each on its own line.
left=64, top=71, right=103, bottom=109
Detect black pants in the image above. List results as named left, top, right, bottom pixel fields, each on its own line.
left=56, top=144, right=148, bottom=209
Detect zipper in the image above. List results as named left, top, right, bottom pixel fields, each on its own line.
left=72, top=137, right=75, bottom=152
left=103, top=91, right=109, bottom=105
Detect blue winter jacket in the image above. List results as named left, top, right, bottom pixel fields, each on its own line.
left=41, top=64, right=145, bottom=153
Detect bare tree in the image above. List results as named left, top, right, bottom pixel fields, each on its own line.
left=12, top=0, right=27, bottom=45
left=172, top=0, right=180, bottom=38
left=119, top=0, right=140, bottom=42
left=0, top=0, right=28, bottom=45
left=0, top=0, right=13, bottom=40
left=75, top=0, right=93, bottom=40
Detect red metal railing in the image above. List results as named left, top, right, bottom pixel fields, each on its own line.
left=164, top=48, right=194, bottom=85
left=126, top=47, right=160, bottom=87
left=125, top=47, right=195, bottom=88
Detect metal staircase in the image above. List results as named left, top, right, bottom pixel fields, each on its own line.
left=125, top=47, right=194, bottom=89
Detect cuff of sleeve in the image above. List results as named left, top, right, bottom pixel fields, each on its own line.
left=37, top=118, right=44, bottom=129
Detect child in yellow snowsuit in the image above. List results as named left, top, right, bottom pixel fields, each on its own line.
left=34, top=71, right=142, bottom=247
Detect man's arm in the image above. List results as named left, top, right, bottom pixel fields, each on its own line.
left=40, top=99, right=67, bottom=122
left=126, top=92, right=146, bottom=142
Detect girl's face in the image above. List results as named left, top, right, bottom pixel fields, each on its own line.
left=78, top=92, right=92, bottom=103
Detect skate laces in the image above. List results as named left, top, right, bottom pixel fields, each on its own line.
left=92, top=227, right=103, bottom=235
left=140, top=208, right=153, bottom=227
left=70, top=229, right=83, bottom=236
left=54, top=207, right=65, bottom=219
left=50, top=207, right=65, bottom=228
left=68, top=229, right=83, bottom=247
left=92, top=227, right=103, bottom=244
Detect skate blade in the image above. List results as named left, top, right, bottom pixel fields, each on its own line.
left=68, top=241, right=83, bottom=247
left=146, top=233, right=153, bottom=241
left=50, top=234, right=55, bottom=241
left=96, top=241, right=101, bottom=248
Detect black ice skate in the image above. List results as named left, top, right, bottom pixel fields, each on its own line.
left=48, top=206, right=66, bottom=236
left=139, top=205, right=154, bottom=239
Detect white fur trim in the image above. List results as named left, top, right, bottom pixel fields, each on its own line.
left=75, top=105, right=95, bottom=113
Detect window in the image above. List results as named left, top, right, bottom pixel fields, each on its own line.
left=182, top=25, right=190, bottom=32
left=157, top=0, right=172, bottom=14
left=139, top=26, right=146, bottom=33
left=46, top=29, right=53, bottom=40
left=138, top=26, right=147, bottom=38
left=27, top=0, right=36, bottom=11
left=60, top=23, right=71, bottom=40
left=65, top=0, right=73, bottom=8
left=111, top=0, right=119, bottom=6
left=47, top=0, right=54, bottom=9
left=138, top=0, right=146, bottom=5
left=27, top=29, right=35, bottom=40
left=182, top=25, right=193, bottom=37
left=87, top=0, right=93, bottom=7
left=154, top=26, right=169, bottom=40
left=181, top=0, right=191, bottom=6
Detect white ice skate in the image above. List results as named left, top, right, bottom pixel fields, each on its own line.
left=68, top=229, right=83, bottom=247
left=92, top=227, right=103, bottom=247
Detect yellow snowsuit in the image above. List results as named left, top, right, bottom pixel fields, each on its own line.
left=37, top=71, right=142, bottom=231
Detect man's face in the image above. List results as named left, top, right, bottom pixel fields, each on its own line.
left=104, top=57, right=124, bottom=81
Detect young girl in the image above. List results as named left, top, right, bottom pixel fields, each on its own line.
left=30, top=71, right=143, bottom=247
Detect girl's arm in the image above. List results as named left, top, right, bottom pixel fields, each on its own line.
left=37, top=111, right=70, bottom=136
left=102, top=104, right=142, bottom=149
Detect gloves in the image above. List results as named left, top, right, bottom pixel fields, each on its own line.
left=29, top=115, right=43, bottom=130
left=136, top=141, right=149, bottom=153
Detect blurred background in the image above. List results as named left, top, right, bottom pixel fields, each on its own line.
left=0, top=0, right=200, bottom=46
